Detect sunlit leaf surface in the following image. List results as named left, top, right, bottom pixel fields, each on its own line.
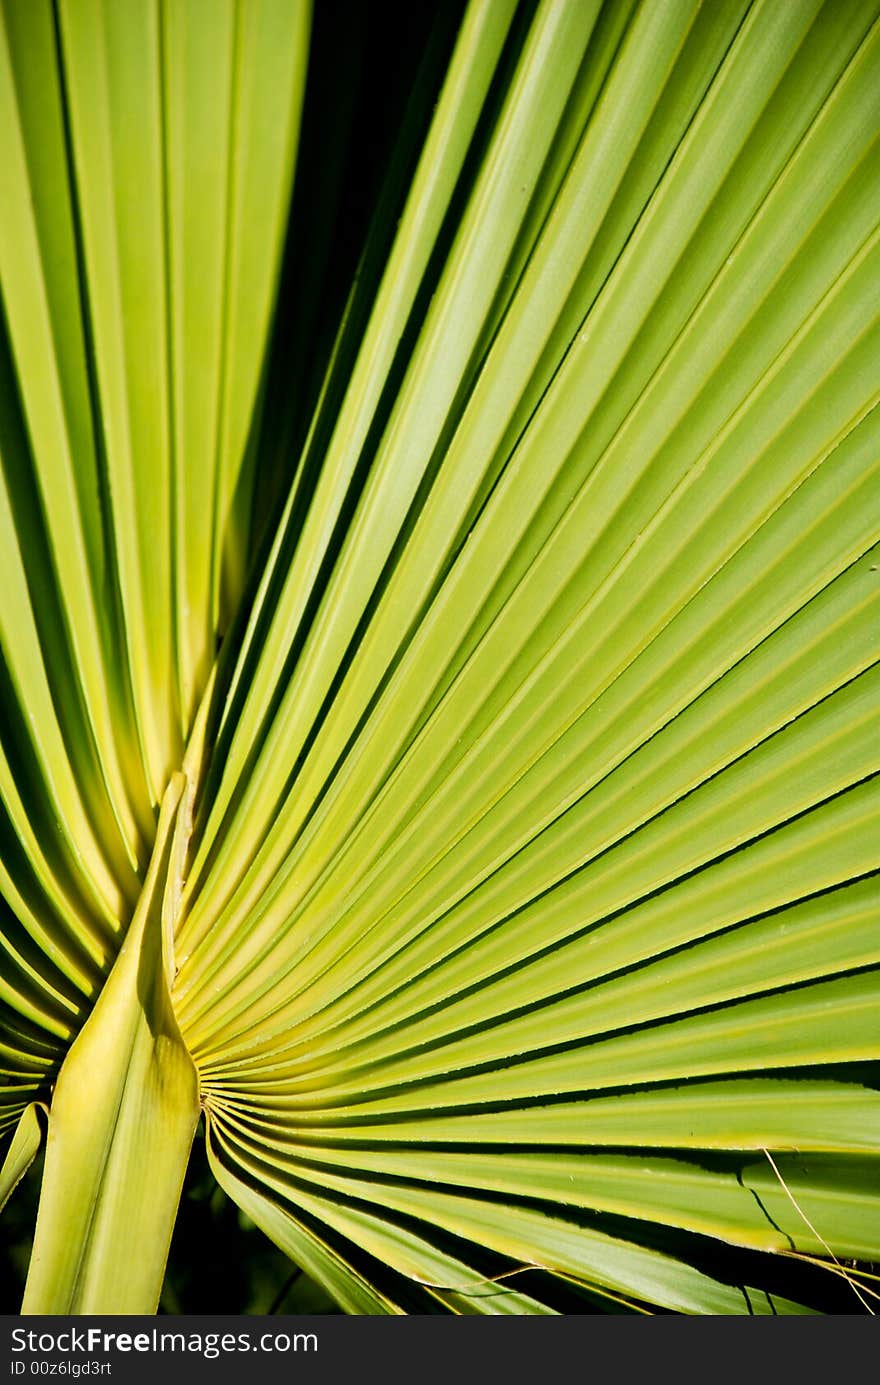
left=1, top=0, right=878, bottom=1315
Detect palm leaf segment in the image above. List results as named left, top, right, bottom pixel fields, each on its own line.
left=1, top=0, right=879, bottom=1314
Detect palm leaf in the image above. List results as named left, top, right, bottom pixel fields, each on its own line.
left=1, top=0, right=878, bottom=1315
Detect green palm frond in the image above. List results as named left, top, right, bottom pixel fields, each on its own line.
left=1, top=0, right=879, bottom=1315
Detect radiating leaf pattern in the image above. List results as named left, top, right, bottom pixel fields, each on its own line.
left=1, top=0, right=878, bottom=1314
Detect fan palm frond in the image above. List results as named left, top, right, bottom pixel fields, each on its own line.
left=1, top=0, right=878, bottom=1315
